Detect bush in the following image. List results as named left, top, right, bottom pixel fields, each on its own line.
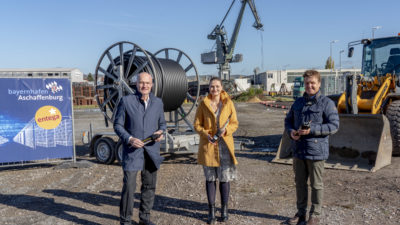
left=233, top=87, right=264, bottom=102
left=245, top=87, right=263, bottom=97
left=248, top=87, right=256, bottom=96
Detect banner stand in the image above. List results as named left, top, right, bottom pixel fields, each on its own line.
left=0, top=77, right=75, bottom=167
left=70, top=78, right=76, bottom=163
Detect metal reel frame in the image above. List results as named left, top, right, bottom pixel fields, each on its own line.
left=94, top=41, right=157, bottom=122
left=154, top=48, right=200, bottom=122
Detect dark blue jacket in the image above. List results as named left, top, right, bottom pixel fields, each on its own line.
left=114, top=92, right=166, bottom=171
left=284, top=92, right=339, bottom=160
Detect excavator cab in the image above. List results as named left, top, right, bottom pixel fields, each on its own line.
left=274, top=35, right=400, bottom=172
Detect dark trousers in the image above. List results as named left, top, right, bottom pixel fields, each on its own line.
left=120, top=154, right=157, bottom=224
left=293, top=158, right=325, bottom=217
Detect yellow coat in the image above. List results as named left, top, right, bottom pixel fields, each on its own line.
left=194, top=90, right=239, bottom=167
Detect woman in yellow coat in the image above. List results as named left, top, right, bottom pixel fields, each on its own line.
left=194, top=77, right=239, bottom=224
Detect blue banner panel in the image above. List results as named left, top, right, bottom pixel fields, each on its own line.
left=0, top=78, right=74, bottom=163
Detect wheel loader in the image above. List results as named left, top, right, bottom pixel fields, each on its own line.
left=273, top=35, right=400, bottom=172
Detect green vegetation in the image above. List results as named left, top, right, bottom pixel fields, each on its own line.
left=87, top=73, right=94, bottom=81
left=271, top=96, right=294, bottom=102
left=234, top=87, right=263, bottom=102
left=233, top=87, right=294, bottom=102
left=325, top=56, right=335, bottom=69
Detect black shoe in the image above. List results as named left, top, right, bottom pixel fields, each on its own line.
left=220, top=204, right=229, bottom=222
left=286, top=213, right=306, bottom=225
left=120, top=222, right=132, bottom=225
left=138, top=220, right=155, bottom=225
left=207, top=204, right=216, bottom=224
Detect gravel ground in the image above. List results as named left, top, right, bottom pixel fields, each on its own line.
left=0, top=102, right=399, bottom=225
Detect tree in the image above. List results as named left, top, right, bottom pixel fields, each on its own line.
left=325, top=56, right=335, bottom=70
left=87, top=73, right=94, bottom=81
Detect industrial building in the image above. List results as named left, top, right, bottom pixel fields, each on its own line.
left=0, top=68, right=84, bottom=83
left=254, top=68, right=361, bottom=96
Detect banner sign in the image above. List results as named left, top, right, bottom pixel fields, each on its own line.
left=0, top=78, right=74, bottom=163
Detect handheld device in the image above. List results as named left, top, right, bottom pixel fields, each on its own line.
left=301, top=121, right=311, bottom=130
left=142, top=132, right=163, bottom=145
left=210, top=114, right=232, bottom=143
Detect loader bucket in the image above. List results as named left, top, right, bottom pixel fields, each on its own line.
left=272, top=114, right=392, bottom=172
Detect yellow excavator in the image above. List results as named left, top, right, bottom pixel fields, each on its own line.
left=273, top=35, right=400, bottom=172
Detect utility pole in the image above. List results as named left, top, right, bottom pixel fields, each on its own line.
left=372, top=26, right=382, bottom=39
left=339, top=50, right=344, bottom=71
left=330, top=40, right=338, bottom=72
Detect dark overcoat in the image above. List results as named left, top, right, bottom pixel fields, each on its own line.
left=114, top=92, right=166, bottom=171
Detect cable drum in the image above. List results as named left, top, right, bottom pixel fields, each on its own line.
left=154, top=47, right=200, bottom=122
left=95, top=42, right=199, bottom=123
left=140, top=51, right=164, bottom=98
left=123, top=54, right=164, bottom=98
left=104, top=54, right=162, bottom=111
left=157, top=58, right=188, bottom=112
left=117, top=55, right=188, bottom=112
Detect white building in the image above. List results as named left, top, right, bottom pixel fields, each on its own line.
left=255, top=68, right=361, bottom=96
left=234, top=78, right=251, bottom=92
left=0, top=68, right=84, bottom=82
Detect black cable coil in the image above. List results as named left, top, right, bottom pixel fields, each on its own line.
left=105, top=52, right=188, bottom=112
left=156, top=58, right=188, bottom=112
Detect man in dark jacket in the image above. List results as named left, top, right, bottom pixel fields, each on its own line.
left=114, top=72, right=166, bottom=225
left=284, top=70, right=339, bottom=225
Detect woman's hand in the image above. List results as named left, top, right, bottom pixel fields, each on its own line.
left=220, top=128, right=226, bottom=136
left=208, top=134, right=217, bottom=145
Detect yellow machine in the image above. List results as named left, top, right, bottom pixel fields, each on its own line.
left=274, top=35, right=400, bottom=172
left=269, top=83, right=277, bottom=96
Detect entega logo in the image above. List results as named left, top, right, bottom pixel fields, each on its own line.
left=46, top=81, right=63, bottom=94
left=35, top=106, right=62, bottom=129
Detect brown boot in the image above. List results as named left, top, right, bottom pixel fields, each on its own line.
left=286, top=213, right=306, bottom=225
left=306, top=216, right=320, bottom=225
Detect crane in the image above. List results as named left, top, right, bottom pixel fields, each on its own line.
left=201, top=0, right=263, bottom=81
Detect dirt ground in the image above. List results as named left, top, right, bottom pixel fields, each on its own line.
left=0, top=102, right=399, bottom=225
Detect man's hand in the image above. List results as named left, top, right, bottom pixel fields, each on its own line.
left=129, top=136, right=144, bottom=148
left=290, top=129, right=300, bottom=141
left=153, top=130, right=164, bottom=142
left=298, top=128, right=310, bottom=136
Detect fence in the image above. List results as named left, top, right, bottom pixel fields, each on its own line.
left=288, top=70, right=361, bottom=96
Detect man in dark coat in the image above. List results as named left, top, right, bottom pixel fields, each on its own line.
left=284, top=70, right=339, bottom=225
left=114, top=72, right=166, bottom=225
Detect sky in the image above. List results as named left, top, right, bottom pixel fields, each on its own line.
left=0, top=0, right=399, bottom=76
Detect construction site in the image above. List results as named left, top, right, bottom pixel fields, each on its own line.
left=0, top=103, right=398, bottom=225
left=0, top=0, right=400, bottom=225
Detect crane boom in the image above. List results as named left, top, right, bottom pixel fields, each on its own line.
left=201, top=0, right=263, bottom=81
left=228, top=0, right=263, bottom=61
left=247, top=0, right=263, bottom=30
